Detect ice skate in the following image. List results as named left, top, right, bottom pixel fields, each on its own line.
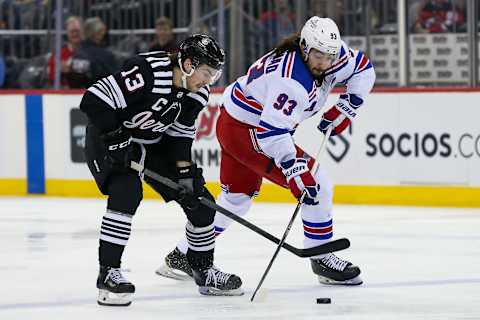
left=155, top=248, right=193, bottom=281
left=311, top=253, right=363, bottom=285
left=193, top=266, right=243, bottom=296
left=97, top=266, right=135, bottom=306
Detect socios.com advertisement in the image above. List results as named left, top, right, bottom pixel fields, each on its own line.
left=295, top=92, right=480, bottom=186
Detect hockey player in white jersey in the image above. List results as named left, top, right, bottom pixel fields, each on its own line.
left=156, top=17, right=375, bottom=285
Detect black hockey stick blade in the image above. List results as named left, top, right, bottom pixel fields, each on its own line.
left=130, top=161, right=350, bottom=258
left=201, top=197, right=350, bottom=257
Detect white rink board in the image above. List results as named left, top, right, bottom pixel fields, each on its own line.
left=1, top=90, right=480, bottom=187
left=0, top=95, right=26, bottom=178
left=43, top=94, right=90, bottom=179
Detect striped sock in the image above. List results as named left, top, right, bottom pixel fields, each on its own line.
left=99, top=210, right=132, bottom=246
left=185, top=222, right=215, bottom=252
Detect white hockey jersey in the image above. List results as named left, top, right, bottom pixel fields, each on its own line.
left=222, top=40, right=376, bottom=166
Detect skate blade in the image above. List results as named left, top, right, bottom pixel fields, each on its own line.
left=97, top=289, right=133, bottom=306
left=198, top=286, right=244, bottom=296
left=317, top=275, right=363, bottom=286
left=155, top=264, right=193, bottom=281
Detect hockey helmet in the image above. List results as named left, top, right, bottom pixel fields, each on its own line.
left=300, top=17, right=341, bottom=62
left=178, top=34, right=225, bottom=85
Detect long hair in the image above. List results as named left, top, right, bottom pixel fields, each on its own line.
left=272, top=33, right=301, bottom=58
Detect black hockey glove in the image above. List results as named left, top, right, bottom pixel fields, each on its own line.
left=175, top=164, right=206, bottom=210
left=101, top=127, right=133, bottom=172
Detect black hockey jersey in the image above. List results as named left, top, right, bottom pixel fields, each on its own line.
left=79, top=51, right=209, bottom=160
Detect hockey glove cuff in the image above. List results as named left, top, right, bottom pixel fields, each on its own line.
left=280, top=158, right=319, bottom=205
left=318, top=93, right=363, bottom=136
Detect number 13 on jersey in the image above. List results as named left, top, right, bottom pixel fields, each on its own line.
left=121, top=66, right=145, bottom=92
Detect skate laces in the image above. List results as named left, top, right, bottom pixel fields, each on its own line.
left=320, top=253, right=349, bottom=271
left=106, top=268, right=129, bottom=284
left=205, top=267, right=231, bottom=286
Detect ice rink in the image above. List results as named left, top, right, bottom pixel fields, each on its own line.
left=1, top=196, right=479, bottom=320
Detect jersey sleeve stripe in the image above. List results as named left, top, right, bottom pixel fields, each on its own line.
left=285, top=51, right=295, bottom=78
left=354, top=52, right=373, bottom=74
left=106, top=75, right=127, bottom=109
left=87, top=86, right=115, bottom=108
left=258, top=120, right=288, bottom=131
left=97, top=79, right=117, bottom=105
left=139, top=51, right=165, bottom=56
left=154, top=79, right=173, bottom=86
left=93, top=80, right=113, bottom=102
left=187, top=93, right=207, bottom=106
left=256, top=120, right=294, bottom=139
left=231, top=83, right=263, bottom=115
left=281, top=51, right=289, bottom=77
left=152, top=87, right=171, bottom=94
left=171, top=122, right=195, bottom=132
left=151, top=60, right=171, bottom=68
left=164, top=123, right=196, bottom=138
left=146, top=56, right=170, bottom=62
left=153, top=71, right=173, bottom=78
left=98, top=78, right=119, bottom=107
left=197, top=86, right=210, bottom=97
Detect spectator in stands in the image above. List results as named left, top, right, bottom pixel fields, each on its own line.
left=48, top=16, right=83, bottom=88
left=67, top=17, right=118, bottom=88
left=259, top=0, right=296, bottom=46
left=453, top=0, right=466, bottom=32
left=149, top=16, right=178, bottom=53
left=409, top=0, right=428, bottom=32
left=413, top=0, right=456, bottom=33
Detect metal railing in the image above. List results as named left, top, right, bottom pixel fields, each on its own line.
left=0, top=0, right=479, bottom=89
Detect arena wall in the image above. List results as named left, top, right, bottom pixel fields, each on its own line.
left=1, top=88, right=480, bottom=207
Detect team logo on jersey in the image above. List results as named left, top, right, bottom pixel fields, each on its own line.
left=123, top=111, right=171, bottom=132
left=195, top=105, right=220, bottom=141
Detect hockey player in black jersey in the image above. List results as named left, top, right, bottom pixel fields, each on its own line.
left=80, top=34, right=243, bottom=306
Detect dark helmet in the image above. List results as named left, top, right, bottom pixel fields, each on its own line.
left=178, top=34, right=225, bottom=70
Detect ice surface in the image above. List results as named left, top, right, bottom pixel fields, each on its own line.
left=1, top=197, right=480, bottom=320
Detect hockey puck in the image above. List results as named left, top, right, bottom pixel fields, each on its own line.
left=316, top=298, right=331, bottom=304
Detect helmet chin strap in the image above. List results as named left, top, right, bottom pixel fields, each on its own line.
left=178, top=55, right=195, bottom=89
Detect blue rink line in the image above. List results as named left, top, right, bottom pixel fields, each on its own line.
left=25, top=95, right=45, bottom=194
left=1, top=278, right=480, bottom=311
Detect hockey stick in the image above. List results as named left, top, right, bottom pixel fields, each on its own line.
left=250, top=126, right=334, bottom=302
left=130, top=160, right=349, bottom=258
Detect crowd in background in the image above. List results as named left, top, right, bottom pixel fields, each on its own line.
left=0, top=0, right=475, bottom=89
